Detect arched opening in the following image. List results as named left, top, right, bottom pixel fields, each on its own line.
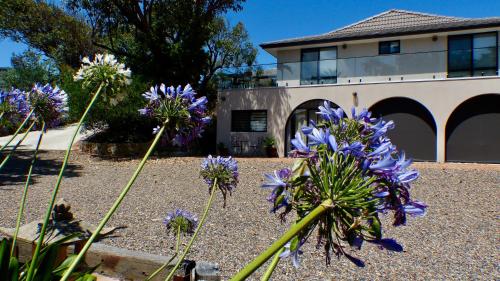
left=284, top=99, right=343, bottom=154
left=446, top=94, right=500, bottom=163
left=369, top=97, right=437, bottom=161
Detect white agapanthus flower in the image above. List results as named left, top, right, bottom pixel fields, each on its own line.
left=74, top=53, right=132, bottom=88
left=74, top=53, right=132, bottom=105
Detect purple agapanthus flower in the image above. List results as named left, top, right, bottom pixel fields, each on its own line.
left=0, top=88, right=30, bottom=135
left=200, top=155, right=238, bottom=207
left=163, top=209, right=198, bottom=235
left=263, top=168, right=293, bottom=213
left=139, top=83, right=210, bottom=146
left=317, top=101, right=344, bottom=124
left=28, top=83, right=68, bottom=129
left=8, top=88, right=30, bottom=116
left=263, top=102, right=427, bottom=268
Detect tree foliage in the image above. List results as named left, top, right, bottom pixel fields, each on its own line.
left=0, top=49, right=58, bottom=90
left=65, top=0, right=247, bottom=86
left=203, top=17, right=257, bottom=88
left=0, top=0, right=96, bottom=67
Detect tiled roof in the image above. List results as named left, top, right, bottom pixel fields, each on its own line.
left=261, top=9, right=500, bottom=48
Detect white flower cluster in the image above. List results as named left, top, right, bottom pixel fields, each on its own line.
left=74, top=53, right=132, bottom=87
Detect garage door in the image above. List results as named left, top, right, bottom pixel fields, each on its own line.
left=370, top=97, right=437, bottom=161
left=446, top=94, right=500, bottom=163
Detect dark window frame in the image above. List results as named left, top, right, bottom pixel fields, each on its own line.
left=447, top=31, right=498, bottom=77
left=378, top=40, right=401, bottom=55
left=300, top=47, right=338, bottom=85
left=231, top=110, right=268, bottom=132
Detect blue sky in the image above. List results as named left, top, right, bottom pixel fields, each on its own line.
left=2, top=0, right=500, bottom=66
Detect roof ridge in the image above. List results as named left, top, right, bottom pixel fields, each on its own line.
left=326, top=9, right=468, bottom=36
left=387, top=9, right=468, bottom=20
left=326, top=10, right=394, bottom=35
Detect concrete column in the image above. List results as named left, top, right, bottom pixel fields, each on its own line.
left=436, top=123, right=446, bottom=163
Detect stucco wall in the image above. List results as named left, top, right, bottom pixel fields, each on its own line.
left=217, top=77, right=500, bottom=162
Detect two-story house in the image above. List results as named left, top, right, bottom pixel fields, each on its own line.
left=216, top=9, right=500, bottom=163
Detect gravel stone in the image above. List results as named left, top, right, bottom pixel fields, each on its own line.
left=0, top=151, right=498, bottom=280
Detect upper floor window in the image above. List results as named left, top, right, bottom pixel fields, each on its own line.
left=300, top=47, right=337, bottom=85
left=231, top=110, right=267, bottom=132
left=448, top=32, right=498, bottom=78
left=379, top=40, right=400, bottom=54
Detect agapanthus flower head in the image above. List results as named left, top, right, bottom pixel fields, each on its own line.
left=267, top=105, right=426, bottom=267
left=163, top=209, right=198, bottom=235
left=200, top=155, right=238, bottom=207
left=139, top=83, right=211, bottom=146
left=6, top=88, right=30, bottom=116
left=74, top=54, right=131, bottom=105
left=28, top=83, right=68, bottom=129
left=0, top=88, right=30, bottom=134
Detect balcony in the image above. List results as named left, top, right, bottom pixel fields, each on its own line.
left=216, top=49, right=499, bottom=90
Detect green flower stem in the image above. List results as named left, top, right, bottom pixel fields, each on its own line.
left=0, top=109, right=34, bottom=153
left=10, top=122, right=45, bottom=257
left=146, top=225, right=182, bottom=281
left=0, top=120, right=36, bottom=171
left=230, top=199, right=334, bottom=281
left=0, top=111, right=4, bottom=120
left=260, top=247, right=285, bottom=281
left=60, top=124, right=167, bottom=281
left=26, top=83, right=104, bottom=281
left=165, top=179, right=218, bottom=281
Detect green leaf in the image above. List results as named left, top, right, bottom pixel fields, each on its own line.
left=74, top=273, right=97, bottom=281
left=52, top=254, right=78, bottom=275
left=0, top=239, right=10, bottom=280
left=36, top=243, right=60, bottom=281
left=9, top=257, right=19, bottom=281
left=369, top=217, right=382, bottom=240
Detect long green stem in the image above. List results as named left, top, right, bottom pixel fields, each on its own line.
left=26, top=84, right=104, bottom=281
left=230, top=199, right=333, bottom=281
left=0, top=109, right=34, bottom=153
left=165, top=179, right=218, bottom=281
left=10, top=122, right=45, bottom=257
left=260, top=247, right=284, bottom=281
left=0, top=111, right=4, bottom=120
left=60, top=124, right=167, bottom=281
left=0, top=120, right=36, bottom=171
left=146, top=225, right=182, bottom=281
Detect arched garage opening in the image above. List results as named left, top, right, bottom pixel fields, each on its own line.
left=285, top=100, right=343, bottom=154
left=369, top=97, right=437, bottom=161
left=446, top=94, right=500, bottom=163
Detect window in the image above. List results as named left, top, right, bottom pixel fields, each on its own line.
left=448, top=32, right=498, bottom=77
left=231, top=110, right=267, bottom=132
left=300, top=47, right=337, bottom=85
left=379, top=41, right=400, bottom=54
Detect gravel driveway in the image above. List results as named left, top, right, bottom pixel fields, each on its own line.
left=0, top=151, right=498, bottom=280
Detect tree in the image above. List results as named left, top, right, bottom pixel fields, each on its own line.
left=0, top=0, right=96, bottom=67
left=0, top=49, right=58, bottom=90
left=0, top=0, right=254, bottom=96
left=202, top=18, right=257, bottom=91
left=65, top=0, right=246, bottom=86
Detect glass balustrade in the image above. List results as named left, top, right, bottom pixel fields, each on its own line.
left=216, top=49, right=498, bottom=89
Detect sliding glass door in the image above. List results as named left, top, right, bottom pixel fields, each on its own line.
left=448, top=32, right=498, bottom=77
left=300, top=47, right=337, bottom=85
